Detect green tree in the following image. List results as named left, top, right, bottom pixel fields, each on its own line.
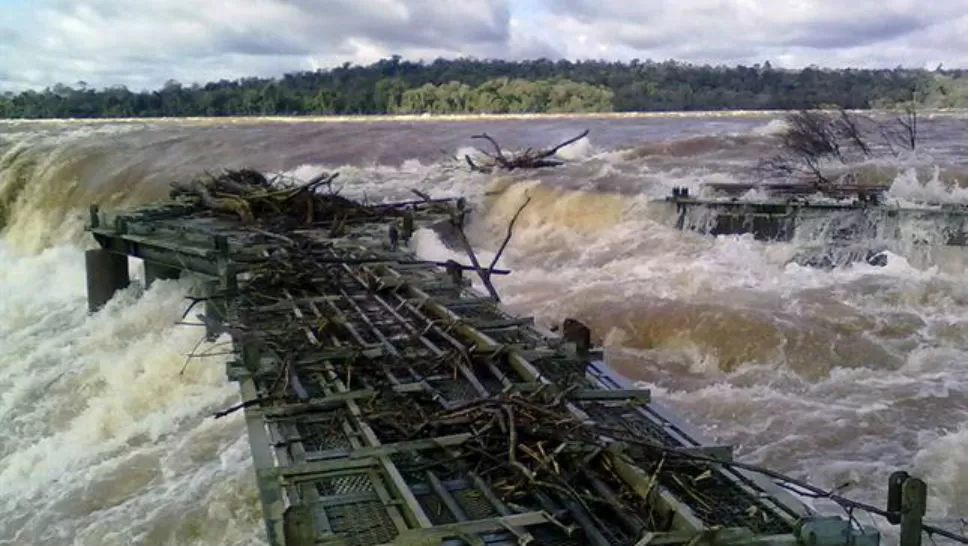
left=0, top=58, right=964, bottom=118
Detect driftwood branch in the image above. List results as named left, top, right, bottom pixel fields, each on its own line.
left=411, top=189, right=433, bottom=202
left=213, top=396, right=276, bottom=418
left=488, top=195, right=532, bottom=274
left=452, top=214, right=500, bottom=301
left=465, top=154, right=481, bottom=172
left=471, top=132, right=508, bottom=162
left=465, top=130, right=590, bottom=174
left=283, top=171, right=340, bottom=201
left=178, top=334, right=208, bottom=377
left=173, top=179, right=256, bottom=223
left=170, top=168, right=413, bottom=230
left=450, top=195, right=531, bottom=302
left=541, top=129, right=590, bottom=159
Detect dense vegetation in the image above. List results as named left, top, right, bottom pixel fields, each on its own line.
left=394, top=78, right=613, bottom=114
left=0, top=57, right=966, bottom=118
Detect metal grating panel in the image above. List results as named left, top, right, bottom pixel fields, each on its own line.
left=531, top=357, right=588, bottom=383
left=298, top=420, right=352, bottom=452
left=327, top=501, right=399, bottom=545
left=453, top=487, right=499, bottom=521
left=582, top=403, right=676, bottom=447
left=532, top=524, right=589, bottom=546
left=416, top=493, right=459, bottom=525
left=316, top=474, right=374, bottom=497
left=431, top=378, right=479, bottom=404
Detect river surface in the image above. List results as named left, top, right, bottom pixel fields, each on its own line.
left=0, top=112, right=966, bottom=545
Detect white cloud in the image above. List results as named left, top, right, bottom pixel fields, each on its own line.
left=541, top=0, right=968, bottom=68
left=0, top=0, right=965, bottom=91
left=0, top=0, right=520, bottom=90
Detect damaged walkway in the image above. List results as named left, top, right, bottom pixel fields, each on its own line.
left=83, top=171, right=879, bottom=546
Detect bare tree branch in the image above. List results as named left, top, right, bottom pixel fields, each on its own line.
left=536, top=129, right=590, bottom=159
left=465, top=154, right=487, bottom=173
left=488, top=194, right=532, bottom=274
left=465, top=130, right=590, bottom=173
left=759, top=108, right=921, bottom=188
left=895, top=103, right=918, bottom=151
left=411, top=189, right=433, bottom=202
left=450, top=195, right=532, bottom=303
left=835, top=108, right=872, bottom=158
left=451, top=212, right=501, bottom=302
left=471, top=132, right=508, bottom=163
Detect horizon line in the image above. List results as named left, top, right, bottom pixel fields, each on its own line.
left=2, top=55, right=967, bottom=95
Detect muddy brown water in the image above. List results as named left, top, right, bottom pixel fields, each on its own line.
left=0, top=113, right=966, bottom=545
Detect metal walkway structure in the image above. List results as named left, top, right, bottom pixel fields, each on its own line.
left=83, top=193, right=883, bottom=546
left=658, top=185, right=968, bottom=247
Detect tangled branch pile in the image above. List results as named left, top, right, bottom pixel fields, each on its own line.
left=759, top=107, right=919, bottom=188
left=361, top=385, right=791, bottom=541
left=465, top=130, right=589, bottom=173
left=372, top=392, right=627, bottom=508
left=171, top=168, right=369, bottom=229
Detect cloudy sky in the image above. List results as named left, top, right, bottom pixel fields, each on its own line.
left=0, top=0, right=966, bottom=91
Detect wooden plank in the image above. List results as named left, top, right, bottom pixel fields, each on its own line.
left=632, top=527, right=756, bottom=546
left=240, top=377, right=288, bottom=546
left=571, top=388, right=652, bottom=402
left=383, top=512, right=553, bottom=545
left=272, top=457, right=378, bottom=480
left=258, top=389, right=378, bottom=418
left=304, top=433, right=472, bottom=461
left=676, top=444, right=734, bottom=462
left=607, top=449, right=707, bottom=532
left=470, top=317, right=535, bottom=330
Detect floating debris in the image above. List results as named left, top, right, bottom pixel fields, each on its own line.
left=465, top=129, right=589, bottom=173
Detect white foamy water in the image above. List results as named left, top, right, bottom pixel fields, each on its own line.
left=888, top=167, right=970, bottom=205
left=0, top=243, right=263, bottom=546
left=0, top=115, right=966, bottom=545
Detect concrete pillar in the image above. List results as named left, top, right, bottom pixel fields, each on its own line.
left=85, top=249, right=130, bottom=312
left=144, top=261, right=181, bottom=288
left=203, top=280, right=225, bottom=342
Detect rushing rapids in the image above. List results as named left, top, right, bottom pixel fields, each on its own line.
left=0, top=113, right=966, bottom=546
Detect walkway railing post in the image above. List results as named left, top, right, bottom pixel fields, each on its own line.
left=899, top=476, right=927, bottom=546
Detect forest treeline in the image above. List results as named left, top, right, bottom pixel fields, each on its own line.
left=0, top=57, right=966, bottom=118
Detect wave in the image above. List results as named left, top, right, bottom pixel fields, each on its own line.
left=0, top=245, right=262, bottom=545
left=0, top=118, right=965, bottom=544
left=0, top=133, right=177, bottom=251
left=416, top=177, right=966, bottom=348
left=913, top=426, right=969, bottom=518
left=2, top=117, right=966, bottom=253
left=750, top=118, right=791, bottom=137
left=623, top=133, right=769, bottom=160
left=888, top=167, right=969, bottom=204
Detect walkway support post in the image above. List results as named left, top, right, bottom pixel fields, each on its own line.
left=85, top=249, right=130, bottom=312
